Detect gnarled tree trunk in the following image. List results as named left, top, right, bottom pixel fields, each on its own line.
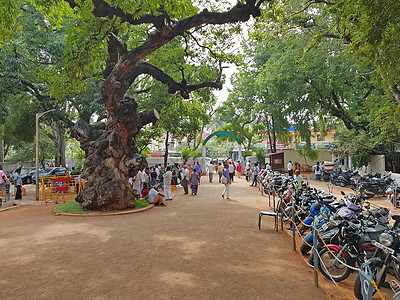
left=71, top=107, right=159, bottom=211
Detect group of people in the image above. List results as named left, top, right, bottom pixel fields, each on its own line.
left=128, top=161, right=206, bottom=206
left=0, top=165, right=23, bottom=205
left=287, top=160, right=325, bottom=181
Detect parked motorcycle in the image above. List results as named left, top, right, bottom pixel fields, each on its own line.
left=353, top=229, right=400, bottom=299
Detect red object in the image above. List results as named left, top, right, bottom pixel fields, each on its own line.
left=142, top=188, right=148, bottom=198
left=52, top=177, right=72, bottom=182
left=55, top=186, right=69, bottom=192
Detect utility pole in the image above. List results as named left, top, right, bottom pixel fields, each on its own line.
left=35, top=109, right=56, bottom=201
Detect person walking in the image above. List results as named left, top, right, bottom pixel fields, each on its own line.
left=236, top=162, right=242, bottom=178
left=14, top=168, right=23, bottom=200
left=181, top=166, right=189, bottom=194
left=245, top=160, right=251, bottom=181
left=217, top=163, right=224, bottom=183
left=190, top=170, right=200, bottom=195
left=287, top=160, right=293, bottom=177
left=221, top=164, right=231, bottom=199
left=228, top=162, right=235, bottom=182
left=163, top=166, right=173, bottom=200
left=250, top=163, right=260, bottom=187
left=312, top=162, right=323, bottom=181
left=207, top=162, right=214, bottom=183
left=0, top=165, right=10, bottom=204
left=195, top=162, right=202, bottom=184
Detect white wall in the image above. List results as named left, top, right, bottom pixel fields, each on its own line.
left=392, top=173, right=400, bottom=185
left=366, top=155, right=386, bottom=174
left=282, top=150, right=333, bottom=170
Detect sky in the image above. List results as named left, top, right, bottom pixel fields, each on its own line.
left=213, top=63, right=237, bottom=108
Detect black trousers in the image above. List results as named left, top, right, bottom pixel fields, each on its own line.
left=229, top=172, right=234, bottom=182
left=15, top=185, right=22, bottom=199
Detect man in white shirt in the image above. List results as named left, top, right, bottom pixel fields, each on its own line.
left=245, top=160, right=251, bottom=181
left=207, top=162, right=215, bottom=183
left=228, top=163, right=235, bottom=182
left=163, top=166, right=173, bottom=200
left=287, top=161, right=293, bottom=176
left=182, top=166, right=189, bottom=194
left=132, top=170, right=142, bottom=198
left=312, top=162, right=323, bottom=181
left=0, top=165, right=10, bottom=204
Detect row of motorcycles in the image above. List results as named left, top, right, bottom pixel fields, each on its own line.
left=256, top=169, right=400, bottom=299
left=327, top=170, right=395, bottom=198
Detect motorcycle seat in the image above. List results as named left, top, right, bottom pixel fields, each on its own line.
left=322, top=199, right=334, bottom=205
left=392, top=215, right=400, bottom=222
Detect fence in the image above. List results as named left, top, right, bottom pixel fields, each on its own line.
left=258, top=180, right=386, bottom=300
left=41, top=175, right=85, bottom=205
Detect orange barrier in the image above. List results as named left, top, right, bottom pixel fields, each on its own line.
left=41, top=175, right=85, bottom=205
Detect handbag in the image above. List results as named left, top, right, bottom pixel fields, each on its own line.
left=221, top=176, right=228, bottom=184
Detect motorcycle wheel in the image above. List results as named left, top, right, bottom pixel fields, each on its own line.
left=340, top=182, right=347, bottom=187
left=299, top=224, right=309, bottom=235
left=318, top=247, right=352, bottom=282
left=354, top=260, right=383, bottom=300
left=300, top=243, right=312, bottom=255
left=309, top=252, right=314, bottom=266
left=354, top=275, right=363, bottom=300
left=354, top=274, right=379, bottom=300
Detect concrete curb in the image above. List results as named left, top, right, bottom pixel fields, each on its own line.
left=0, top=205, right=18, bottom=212
left=52, top=203, right=155, bottom=217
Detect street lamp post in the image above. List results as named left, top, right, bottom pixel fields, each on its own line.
left=35, top=109, right=56, bottom=201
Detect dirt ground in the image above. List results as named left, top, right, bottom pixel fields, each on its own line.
left=0, top=175, right=395, bottom=299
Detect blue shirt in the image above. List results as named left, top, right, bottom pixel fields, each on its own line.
left=15, top=173, right=22, bottom=186
left=253, top=166, right=260, bottom=176
left=195, top=164, right=201, bottom=172
left=222, top=168, right=231, bottom=183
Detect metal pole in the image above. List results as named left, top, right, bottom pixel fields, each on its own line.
left=292, top=205, right=296, bottom=250
left=35, top=109, right=56, bottom=201
left=35, top=115, right=40, bottom=201
left=313, top=220, right=319, bottom=286
left=268, top=185, right=271, bottom=208
left=1, top=139, right=4, bottom=165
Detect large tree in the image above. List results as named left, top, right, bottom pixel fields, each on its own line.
left=2, top=1, right=267, bottom=211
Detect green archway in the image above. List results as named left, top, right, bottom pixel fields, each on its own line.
left=202, top=131, right=243, bottom=169
left=202, top=131, right=242, bottom=146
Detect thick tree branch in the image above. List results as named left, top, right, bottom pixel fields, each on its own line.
left=291, top=0, right=336, bottom=17
left=137, top=109, right=160, bottom=131
left=99, top=61, right=222, bottom=110
left=0, top=74, right=49, bottom=101
left=94, top=0, right=263, bottom=108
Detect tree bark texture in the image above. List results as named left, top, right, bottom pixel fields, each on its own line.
left=71, top=107, right=159, bottom=211
left=164, top=132, right=169, bottom=169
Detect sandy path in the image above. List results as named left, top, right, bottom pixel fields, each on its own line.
left=1, top=177, right=333, bottom=299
